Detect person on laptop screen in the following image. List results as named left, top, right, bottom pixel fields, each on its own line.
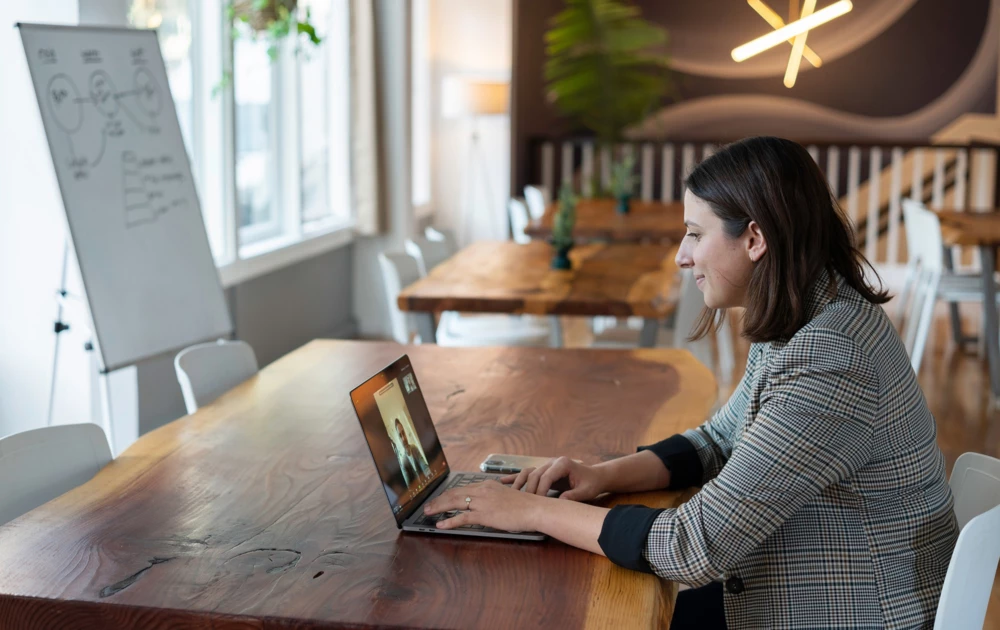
left=392, top=417, right=430, bottom=487
left=422, top=137, right=957, bottom=630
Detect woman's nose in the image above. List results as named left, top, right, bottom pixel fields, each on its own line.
left=675, top=240, right=694, bottom=269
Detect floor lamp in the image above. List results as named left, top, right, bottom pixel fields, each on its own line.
left=441, top=76, right=509, bottom=244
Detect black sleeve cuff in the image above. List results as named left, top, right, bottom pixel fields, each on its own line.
left=598, top=504, right=665, bottom=573
left=638, top=434, right=703, bottom=490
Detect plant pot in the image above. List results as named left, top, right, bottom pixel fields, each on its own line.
left=232, top=0, right=298, bottom=32
left=616, top=195, right=631, bottom=215
left=551, top=245, right=573, bottom=270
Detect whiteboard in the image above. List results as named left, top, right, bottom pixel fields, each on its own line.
left=18, top=23, right=232, bottom=372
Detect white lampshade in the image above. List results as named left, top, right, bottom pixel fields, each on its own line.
left=441, top=76, right=510, bottom=118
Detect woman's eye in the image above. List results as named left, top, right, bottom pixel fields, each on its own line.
left=686, top=232, right=700, bottom=241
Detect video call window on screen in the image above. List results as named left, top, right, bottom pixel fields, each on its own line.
left=351, top=357, right=447, bottom=520
left=375, top=377, right=431, bottom=491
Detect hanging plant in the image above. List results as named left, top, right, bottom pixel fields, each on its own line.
left=215, top=0, right=323, bottom=94
left=544, top=0, right=672, bottom=144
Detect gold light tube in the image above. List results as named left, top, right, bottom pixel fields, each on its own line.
left=783, top=0, right=816, bottom=87
left=747, top=0, right=822, bottom=67
left=732, top=0, right=853, bottom=62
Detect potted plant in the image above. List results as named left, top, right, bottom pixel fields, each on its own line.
left=544, top=0, right=671, bottom=146
left=217, top=0, right=322, bottom=92
left=609, top=153, right=637, bottom=214
left=550, top=184, right=577, bottom=270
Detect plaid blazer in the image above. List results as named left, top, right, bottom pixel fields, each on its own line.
left=599, top=272, right=958, bottom=629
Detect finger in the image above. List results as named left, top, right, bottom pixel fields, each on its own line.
left=436, top=510, right=476, bottom=530
left=523, top=461, right=551, bottom=495
left=499, top=474, right=518, bottom=484
left=511, top=467, right=534, bottom=491
left=424, top=489, right=468, bottom=515
left=535, top=461, right=568, bottom=497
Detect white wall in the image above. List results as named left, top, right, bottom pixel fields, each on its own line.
left=0, top=1, right=95, bottom=438
left=0, top=0, right=142, bottom=449
left=429, top=0, right=512, bottom=245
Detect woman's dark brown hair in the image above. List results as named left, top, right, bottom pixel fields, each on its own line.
left=686, top=136, right=889, bottom=343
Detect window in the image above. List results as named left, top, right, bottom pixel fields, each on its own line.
left=128, top=1, right=193, bottom=157
left=298, top=0, right=351, bottom=229
left=127, top=0, right=353, bottom=273
left=233, top=31, right=279, bottom=240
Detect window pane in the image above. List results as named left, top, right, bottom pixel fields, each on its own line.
left=127, top=0, right=194, bottom=166
left=299, top=0, right=331, bottom=224
left=299, top=0, right=351, bottom=227
left=234, top=30, right=276, bottom=233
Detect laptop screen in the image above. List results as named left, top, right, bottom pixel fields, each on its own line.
left=350, top=355, right=449, bottom=525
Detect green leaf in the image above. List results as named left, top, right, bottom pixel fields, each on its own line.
left=253, top=0, right=270, bottom=10
left=297, top=21, right=322, bottom=46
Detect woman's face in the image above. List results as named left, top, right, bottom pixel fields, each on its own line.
left=675, top=190, right=766, bottom=309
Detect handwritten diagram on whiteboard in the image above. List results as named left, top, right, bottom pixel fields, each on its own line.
left=18, top=24, right=232, bottom=372
left=45, top=55, right=186, bottom=228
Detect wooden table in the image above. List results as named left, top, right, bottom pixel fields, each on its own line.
left=398, top=241, right=679, bottom=347
left=0, top=340, right=716, bottom=629
left=525, top=198, right=686, bottom=243
left=937, top=210, right=1000, bottom=399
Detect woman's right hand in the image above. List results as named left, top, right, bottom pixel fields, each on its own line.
left=501, top=457, right=608, bottom=502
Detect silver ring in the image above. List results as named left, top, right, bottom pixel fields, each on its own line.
left=464, top=496, right=472, bottom=509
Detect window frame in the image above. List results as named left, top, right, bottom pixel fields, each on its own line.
left=140, top=0, right=355, bottom=283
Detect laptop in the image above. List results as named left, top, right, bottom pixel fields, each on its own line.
left=349, top=354, right=545, bottom=541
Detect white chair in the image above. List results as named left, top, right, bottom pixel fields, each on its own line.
left=899, top=202, right=943, bottom=374
left=508, top=198, right=532, bottom=244
left=174, top=339, right=259, bottom=415
left=405, top=236, right=453, bottom=276
left=590, top=269, right=736, bottom=381
left=524, top=185, right=551, bottom=221
left=898, top=199, right=1000, bottom=342
left=425, top=226, right=459, bottom=253
left=934, top=452, right=1000, bottom=629
left=0, top=423, right=112, bottom=526
left=378, top=251, right=553, bottom=347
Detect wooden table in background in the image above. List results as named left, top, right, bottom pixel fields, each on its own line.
left=936, top=210, right=1000, bottom=399
left=398, top=240, right=679, bottom=347
left=0, top=340, right=717, bottom=629
left=525, top=198, right=686, bottom=243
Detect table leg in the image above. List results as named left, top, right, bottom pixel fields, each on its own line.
left=979, top=245, right=1000, bottom=400
left=942, top=246, right=967, bottom=347
left=548, top=316, right=563, bottom=348
left=415, top=313, right=437, bottom=344
left=640, top=318, right=659, bottom=348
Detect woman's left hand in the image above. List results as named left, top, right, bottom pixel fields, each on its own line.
left=423, top=480, right=544, bottom=532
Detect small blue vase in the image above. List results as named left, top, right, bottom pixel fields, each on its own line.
left=551, top=245, right=573, bottom=270
left=616, top=195, right=631, bottom=214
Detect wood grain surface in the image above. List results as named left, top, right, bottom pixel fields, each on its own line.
left=0, top=341, right=716, bottom=629
left=936, top=210, right=1000, bottom=247
left=397, top=241, right=679, bottom=318
left=525, top=199, right=686, bottom=243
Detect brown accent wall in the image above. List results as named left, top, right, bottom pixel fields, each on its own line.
left=512, top=0, right=995, bottom=192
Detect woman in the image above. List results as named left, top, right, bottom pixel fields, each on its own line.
left=423, top=137, right=958, bottom=629
left=394, top=417, right=430, bottom=485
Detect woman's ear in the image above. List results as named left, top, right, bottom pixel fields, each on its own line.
left=746, top=221, right=768, bottom=263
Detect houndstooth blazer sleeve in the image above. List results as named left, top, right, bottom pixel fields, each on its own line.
left=639, top=328, right=878, bottom=585
left=636, top=343, right=765, bottom=490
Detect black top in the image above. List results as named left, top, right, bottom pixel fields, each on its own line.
left=597, top=434, right=703, bottom=573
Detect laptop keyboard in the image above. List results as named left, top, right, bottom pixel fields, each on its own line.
left=412, top=474, right=494, bottom=531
